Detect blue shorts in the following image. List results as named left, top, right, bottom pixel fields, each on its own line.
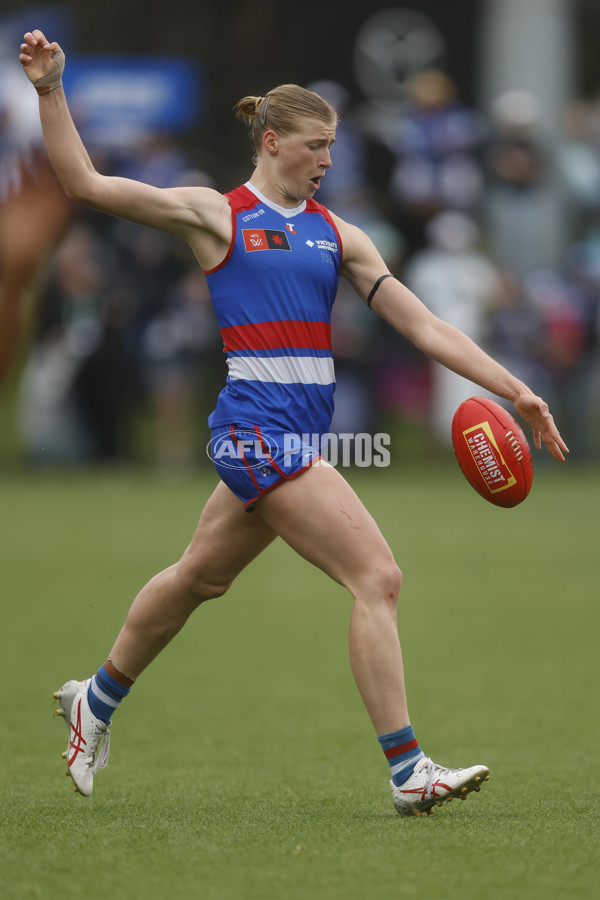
left=209, top=424, right=322, bottom=510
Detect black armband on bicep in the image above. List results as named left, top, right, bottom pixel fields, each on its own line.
left=366, top=273, right=394, bottom=308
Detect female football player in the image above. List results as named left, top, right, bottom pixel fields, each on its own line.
left=20, top=29, right=568, bottom=816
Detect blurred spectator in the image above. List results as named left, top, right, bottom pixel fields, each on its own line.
left=525, top=269, right=591, bottom=378
left=386, top=69, right=486, bottom=252
left=566, top=215, right=600, bottom=292
left=141, top=265, right=224, bottom=472
left=486, top=268, right=549, bottom=399
left=103, top=147, right=223, bottom=471
left=112, top=133, right=193, bottom=189
left=484, top=90, right=558, bottom=274
left=527, top=259, right=600, bottom=460
left=404, top=211, right=502, bottom=443
left=559, top=99, right=600, bottom=230
left=18, top=224, right=137, bottom=464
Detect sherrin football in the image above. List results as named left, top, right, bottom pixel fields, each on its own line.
left=452, top=397, right=533, bottom=508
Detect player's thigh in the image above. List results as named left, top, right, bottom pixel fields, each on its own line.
left=256, top=461, right=399, bottom=592
left=180, top=480, right=278, bottom=589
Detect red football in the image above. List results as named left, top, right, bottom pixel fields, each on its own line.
left=452, top=397, right=533, bottom=508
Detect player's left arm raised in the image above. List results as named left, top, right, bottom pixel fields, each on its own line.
left=336, top=216, right=569, bottom=462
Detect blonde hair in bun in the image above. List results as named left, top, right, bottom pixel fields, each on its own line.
left=234, top=83, right=337, bottom=164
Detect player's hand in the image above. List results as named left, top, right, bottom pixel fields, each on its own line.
left=19, top=30, right=63, bottom=84
left=513, top=392, right=569, bottom=461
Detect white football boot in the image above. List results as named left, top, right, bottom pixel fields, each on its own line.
left=54, top=679, right=110, bottom=796
left=391, top=756, right=489, bottom=817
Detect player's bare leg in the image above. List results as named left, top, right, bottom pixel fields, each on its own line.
left=55, top=481, right=278, bottom=795
left=257, top=460, right=409, bottom=735
left=257, top=461, right=489, bottom=816
left=109, top=481, right=279, bottom=679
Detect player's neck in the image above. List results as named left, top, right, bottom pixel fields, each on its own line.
left=245, top=181, right=306, bottom=217
left=247, top=173, right=304, bottom=210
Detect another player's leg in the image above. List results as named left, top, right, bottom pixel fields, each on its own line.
left=257, top=460, right=489, bottom=816
left=55, top=481, right=278, bottom=795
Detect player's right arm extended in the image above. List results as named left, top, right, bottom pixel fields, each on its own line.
left=18, top=30, right=222, bottom=242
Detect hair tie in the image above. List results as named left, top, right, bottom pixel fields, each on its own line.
left=258, top=95, right=271, bottom=126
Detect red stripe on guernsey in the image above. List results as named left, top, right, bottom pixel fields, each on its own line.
left=203, top=186, right=260, bottom=276
left=221, top=320, right=332, bottom=353
left=203, top=211, right=237, bottom=276
left=384, top=739, right=419, bottom=760
left=306, top=198, right=343, bottom=258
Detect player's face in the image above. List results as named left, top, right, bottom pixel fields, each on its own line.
left=272, top=118, right=336, bottom=204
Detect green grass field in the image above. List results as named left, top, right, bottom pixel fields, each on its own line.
left=1, top=462, right=598, bottom=899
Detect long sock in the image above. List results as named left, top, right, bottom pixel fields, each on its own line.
left=87, top=660, right=133, bottom=725
left=378, top=724, right=425, bottom=786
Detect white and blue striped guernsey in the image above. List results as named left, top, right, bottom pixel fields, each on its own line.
left=205, top=182, right=342, bottom=437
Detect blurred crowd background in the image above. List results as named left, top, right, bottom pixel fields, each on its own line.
left=2, top=0, right=600, bottom=471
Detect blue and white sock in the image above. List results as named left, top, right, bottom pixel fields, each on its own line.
left=87, top=664, right=131, bottom=724
left=378, top=724, right=425, bottom=786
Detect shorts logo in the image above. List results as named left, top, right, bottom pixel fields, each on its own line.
left=243, top=229, right=291, bottom=252
left=207, top=430, right=280, bottom=470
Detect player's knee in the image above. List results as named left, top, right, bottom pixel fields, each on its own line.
left=380, top=562, right=403, bottom=605
left=177, top=558, right=232, bottom=605
left=371, top=561, right=402, bottom=611
left=204, top=579, right=233, bottom=601
left=353, top=560, right=402, bottom=607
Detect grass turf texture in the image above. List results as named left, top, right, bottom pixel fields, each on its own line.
left=1, top=463, right=598, bottom=899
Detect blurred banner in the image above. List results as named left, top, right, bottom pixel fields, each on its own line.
left=62, top=56, right=204, bottom=147
left=0, top=4, right=73, bottom=46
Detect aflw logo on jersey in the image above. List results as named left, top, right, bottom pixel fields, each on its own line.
left=243, top=229, right=291, bottom=252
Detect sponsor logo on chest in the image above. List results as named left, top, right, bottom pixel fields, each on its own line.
left=242, top=229, right=291, bottom=252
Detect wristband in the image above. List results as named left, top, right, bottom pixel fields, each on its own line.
left=33, top=46, right=65, bottom=95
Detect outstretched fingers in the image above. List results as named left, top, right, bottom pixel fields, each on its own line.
left=540, top=416, right=569, bottom=462
left=532, top=409, right=569, bottom=461
left=514, top=393, right=569, bottom=462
